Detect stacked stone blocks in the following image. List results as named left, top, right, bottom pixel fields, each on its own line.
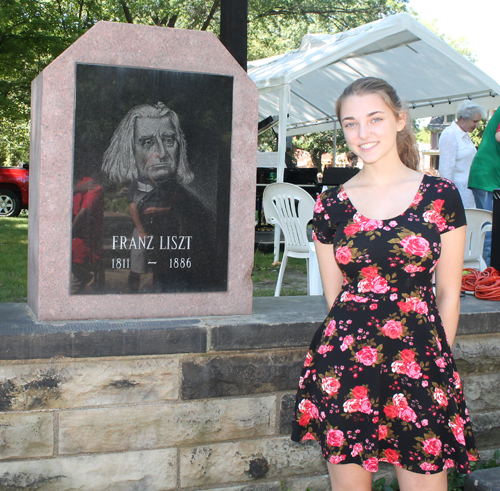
left=0, top=297, right=499, bottom=490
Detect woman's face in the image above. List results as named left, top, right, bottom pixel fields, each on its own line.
left=340, top=93, right=405, bottom=166
left=458, top=113, right=482, bottom=133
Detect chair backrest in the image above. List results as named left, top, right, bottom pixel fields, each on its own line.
left=464, top=208, right=492, bottom=270
left=262, top=183, right=315, bottom=254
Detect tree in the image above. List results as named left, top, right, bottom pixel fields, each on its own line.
left=264, top=10, right=481, bottom=168
left=248, top=0, right=409, bottom=60
left=0, top=0, right=410, bottom=165
left=253, top=0, right=410, bottom=164
left=0, top=0, right=102, bottom=164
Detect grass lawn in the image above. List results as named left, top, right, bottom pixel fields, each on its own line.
left=0, top=217, right=307, bottom=302
left=252, top=250, right=308, bottom=297
left=0, top=216, right=28, bottom=302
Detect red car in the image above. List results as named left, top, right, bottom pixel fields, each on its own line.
left=0, top=164, right=29, bottom=217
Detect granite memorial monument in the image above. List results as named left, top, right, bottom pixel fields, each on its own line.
left=29, top=22, right=257, bottom=321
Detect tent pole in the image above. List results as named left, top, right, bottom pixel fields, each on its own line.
left=277, top=84, right=289, bottom=183
left=333, top=120, right=337, bottom=166
left=273, top=84, right=290, bottom=262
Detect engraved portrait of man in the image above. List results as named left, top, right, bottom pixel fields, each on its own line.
left=71, top=64, right=232, bottom=295
left=101, top=102, right=218, bottom=293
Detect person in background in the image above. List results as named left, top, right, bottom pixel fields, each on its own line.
left=468, top=107, right=500, bottom=266
left=292, top=77, right=478, bottom=491
left=438, top=101, right=487, bottom=208
left=347, top=151, right=359, bottom=168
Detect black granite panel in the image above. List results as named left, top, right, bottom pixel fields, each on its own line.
left=71, top=64, right=233, bottom=295
left=181, top=349, right=306, bottom=400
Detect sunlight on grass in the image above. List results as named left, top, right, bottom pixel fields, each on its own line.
left=0, top=216, right=29, bottom=302
left=0, top=217, right=308, bottom=302
left=252, top=250, right=308, bottom=297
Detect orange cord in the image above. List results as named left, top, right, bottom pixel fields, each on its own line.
left=461, top=267, right=500, bottom=300
left=461, top=269, right=480, bottom=292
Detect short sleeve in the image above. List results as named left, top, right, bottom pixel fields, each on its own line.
left=312, top=189, right=338, bottom=244
left=439, top=179, right=467, bottom=233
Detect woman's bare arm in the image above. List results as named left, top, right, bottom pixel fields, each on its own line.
left=434, top=226, right=466, bottom=347
left=315, top=241, right=344, bottom=309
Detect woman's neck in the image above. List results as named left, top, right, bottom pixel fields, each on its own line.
left=354, top=159, right=417, bottom=187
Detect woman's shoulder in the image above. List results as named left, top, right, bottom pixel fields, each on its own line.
left=438, top=125, right=456, bottom=142
left=422, top=174, right=463, bottom=204
left=420, top=175, right=466, bottom=231
left=319, top=184, right=342, bottom=200
left=422, top=174, right=459, bottom=190
left=318, top=184, right=351, bottom=207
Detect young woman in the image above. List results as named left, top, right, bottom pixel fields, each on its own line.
left=291, top=78, right=478, bottom=491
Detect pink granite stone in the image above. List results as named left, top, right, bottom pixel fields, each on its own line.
left=28, top=22, right=257, bottom=321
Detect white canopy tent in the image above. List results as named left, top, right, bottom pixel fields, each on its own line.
left=249, top=13, right=500, bottom=262
left=249, top=13, right=500, bottom=181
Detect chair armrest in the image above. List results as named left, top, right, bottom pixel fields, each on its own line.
left=480, top=224, right=492, bottom=245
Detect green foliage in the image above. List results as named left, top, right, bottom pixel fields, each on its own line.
left=105, top=196, right=130, bottom=215
left=0, top=216, right=28, bottom=302
left=447, top=450, right=500, bottom=491
left=0, top=118, right=30, bottom=165
left=470, top=123, right=485, bottom=148
left=252, top=250, right=308, bottom=297
left=415, top=125, right=431, bottom=144
left=294, top=130, right=348, bottom=170
left=0, top=0, right=409, bottom=165
left=248, top=0, right=408, bottom=60
left=0, top=0, right=99, bottom=165
left=372, top=477, right=399, bottom=491
left=258, top=129, right=278, bottom=152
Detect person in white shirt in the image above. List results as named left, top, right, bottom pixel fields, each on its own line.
left=438, top=101, right=487, bottom=208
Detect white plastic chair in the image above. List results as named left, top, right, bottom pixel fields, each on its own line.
left=463, top=208, right=492, bottom=271
left=262, top=183, right=323, bottom=296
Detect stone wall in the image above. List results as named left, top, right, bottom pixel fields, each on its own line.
left=0, top=296, right=499, bottom=490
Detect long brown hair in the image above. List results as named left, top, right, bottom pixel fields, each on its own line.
left=335, top=77, right=420, bottom=170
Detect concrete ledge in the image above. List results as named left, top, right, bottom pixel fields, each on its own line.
left=0, top=295, right=498, bottom=360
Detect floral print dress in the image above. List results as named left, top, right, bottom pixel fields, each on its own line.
left=291, top=174, right=479, bottom=475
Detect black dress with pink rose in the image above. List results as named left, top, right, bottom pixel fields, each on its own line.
left=291, top=174, right=479, bottom=475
